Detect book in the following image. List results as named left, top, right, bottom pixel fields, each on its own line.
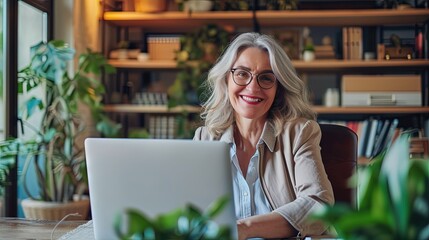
left=365, top=119, right=380, bottom=158
left=353, top=27, right=363, bottom=60
left=384, top=118, right=399, bottom=150
left=372, top=119, right=390, bottom=157
left=357, top=120, right=370, bottom=157
left=342, top=27, right=349, bottom=59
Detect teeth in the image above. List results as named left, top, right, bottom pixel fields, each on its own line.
left=242, top=96, right=262, bottom=102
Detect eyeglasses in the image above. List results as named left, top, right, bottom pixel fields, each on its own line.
left=230, top=68, right=277, bottom=89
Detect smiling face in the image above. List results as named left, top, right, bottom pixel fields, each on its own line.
left=228, top=47, right=277, bottom=122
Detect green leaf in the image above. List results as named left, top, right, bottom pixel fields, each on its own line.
left=29, top=40, right=75, bottom=84
left=25, top=97, right=44, bottom=119
left=204, top=195, right=229, bottom=219
left=114, top=209, right=154, bottom=239
left=380, top=134, right=410, bottom=237
left=155, top=208, right=183, bottom=230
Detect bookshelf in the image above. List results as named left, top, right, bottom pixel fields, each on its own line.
left=109, top=59, right=429, bottom=71
left=103, top=9, right=429, bottom=27
left=101, top=4, right=429, bottom=139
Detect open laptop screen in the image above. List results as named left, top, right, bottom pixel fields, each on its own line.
left=85, top=138, right=236, bottom=239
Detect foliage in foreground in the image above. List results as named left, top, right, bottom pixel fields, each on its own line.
left=115, top=195, right=233, bottom=240
left=313, top=134, right=429, bottom=240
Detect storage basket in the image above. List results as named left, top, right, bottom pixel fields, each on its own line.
left=147, top=36, right=181, bottom=60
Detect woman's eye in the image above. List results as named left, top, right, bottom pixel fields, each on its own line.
left=259, top=75, right=275, bottom=82
left=237, top=71, right=249, bottom=78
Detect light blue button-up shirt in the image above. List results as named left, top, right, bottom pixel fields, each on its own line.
left=230, top=140, right=272, bottom=220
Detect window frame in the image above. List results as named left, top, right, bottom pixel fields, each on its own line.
left=4, top=0, right=53, bottom=217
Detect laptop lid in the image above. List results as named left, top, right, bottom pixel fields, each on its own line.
left=84, top=138, right=236, bottom=239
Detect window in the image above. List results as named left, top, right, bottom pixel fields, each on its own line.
left=2, top=0, right=52, bottom=217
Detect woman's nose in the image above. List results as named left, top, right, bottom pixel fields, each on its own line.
left=245, top=76, right=261, bottom=91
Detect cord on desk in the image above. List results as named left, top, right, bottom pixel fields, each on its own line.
left=51, top=213, right=81, bottom=240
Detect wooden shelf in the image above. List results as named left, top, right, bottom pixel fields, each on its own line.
left=104, top=104, right=201, bottom=113
left=108, top=59, right=178, bottom=69
left=293, top=59, right=429, bottom=72
left=104, top=9, right=429, bottom=29
left=104, top=105, right=429, bottom=115
left=257, top=9, right=429, bottom=26
left=103, top=11, right=253, bottom=30
left=108, top=59, right=429, bottom=71
left=313, top=106, right=429, bottom=114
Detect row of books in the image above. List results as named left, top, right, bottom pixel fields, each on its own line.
left=148, top=115, right=177, bottom=139
left=342, top=26, right=363, bottom=60
left=320, top=119, right=403, bottom=158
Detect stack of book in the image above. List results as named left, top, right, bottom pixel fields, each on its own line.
left=342, top=27, right=362, bottom=60
left=314, top=45, right=336, bottom=59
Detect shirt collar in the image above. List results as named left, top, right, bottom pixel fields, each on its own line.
left=219, top=121, right=276, bottom=152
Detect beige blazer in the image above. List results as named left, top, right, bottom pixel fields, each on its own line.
left=193, top=118, right=334, bottom=237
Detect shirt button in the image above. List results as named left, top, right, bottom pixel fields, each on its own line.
left=243, top=192, right=248, bottom=196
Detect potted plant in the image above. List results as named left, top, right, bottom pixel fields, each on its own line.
left=313, top=133, right=429, bottom=239
left=167, top=24, right=229, bottom=138
left=114, top=195, right=233, bottom=239
left=176, top=0, right=214, bottom=12
left=0, top=157, right=13, bottom=214
left=0, top=40, right=120, bottom=220
left=169, top=24, right=229, bottom=108
left=302, top=37, right=315, bottom=61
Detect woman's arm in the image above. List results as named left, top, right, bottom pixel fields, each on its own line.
left=237, top=212, right=298, bottom=240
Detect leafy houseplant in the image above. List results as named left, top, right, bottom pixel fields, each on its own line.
left=167, top=24, right=229, bottom=139
left=0, top=40, right=119, bottom=210
left=169, top=24, right=229, bottom=108
left=313, top=133, right=429, bottom=239
left=266, top=0, right=299, bottom=10
left=115, top=195, right=233, bottom=240
left=0, top=157, right=13, bottom=198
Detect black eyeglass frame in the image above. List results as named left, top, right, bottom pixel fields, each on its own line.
left=230, top=68, right=277, bottom=89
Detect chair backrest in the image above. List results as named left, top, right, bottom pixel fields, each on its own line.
left=319, top=124, right=358, bottom=207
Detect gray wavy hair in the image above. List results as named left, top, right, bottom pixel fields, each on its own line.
left=200, top=32, right=316, bottom=138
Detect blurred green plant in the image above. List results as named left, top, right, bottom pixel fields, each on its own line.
left=313, top=133, right=429, bottom=239
left=167, top=24, right=229, bottom=139
left=0, top=40, right=120, bottom=202
left=114, top=195, right=233, bottom=240
left=0, top=155, right=13, bottom=197
left=266, top=0, right=299, bottom=10
left=168, top=24, right=229, bottom=108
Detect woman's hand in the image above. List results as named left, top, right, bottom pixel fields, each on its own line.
left=236, top=212, right=297, bottom=240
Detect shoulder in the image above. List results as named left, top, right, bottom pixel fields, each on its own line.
left=193, top=126, right=212, bottom=140
left=280, top=118, right=321, bottom=141
left=284, top=118, right=320, bottom=132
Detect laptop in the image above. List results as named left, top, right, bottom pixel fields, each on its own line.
left=84, top=138, right=237, bottom=239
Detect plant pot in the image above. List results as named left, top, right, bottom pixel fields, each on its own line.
left=303, top=50, right=315, bottom=62
left=184, top=0, right=213, bottom=12
left=134, top=0, right=167, bottom=13
left=21, top=198, right=90, bottom=221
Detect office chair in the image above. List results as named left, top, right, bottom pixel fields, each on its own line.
left=319, top=124, right=358, bottom=207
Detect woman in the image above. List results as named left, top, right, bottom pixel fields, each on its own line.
left=193, top=32, right=334, bottom=239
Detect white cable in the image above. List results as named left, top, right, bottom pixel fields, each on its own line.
left=51, top=213, right=82, bottom=240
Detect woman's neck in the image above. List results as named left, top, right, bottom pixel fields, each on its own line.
left=234, top=118, right=265, bottom=152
